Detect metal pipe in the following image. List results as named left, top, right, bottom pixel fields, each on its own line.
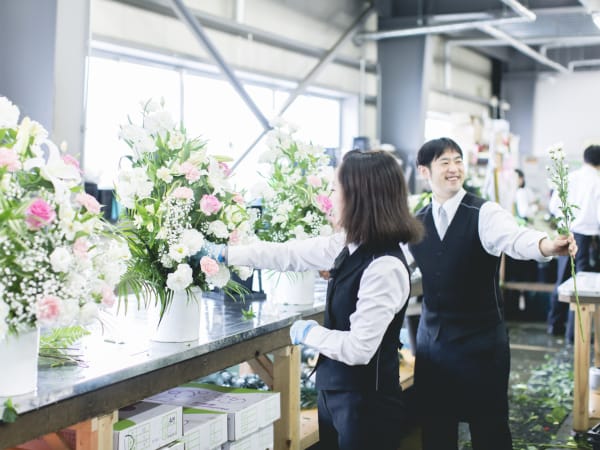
left=501, top=0, right=536, bottom=21
left=569, top=58, right=600, bottom=70
left=277, top=5, right=375, bottom=116
left=110, top=0, right=376, bottom=73
left=477, top=24, right=570, bottom=73
left=168, top=0, right=271, bottom=131
left=450, top=35, right=600, bottom=48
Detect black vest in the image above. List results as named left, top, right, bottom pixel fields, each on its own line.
left=409, top=193, right=503, bottom=341
left=315, top=243, right=410, bottom=393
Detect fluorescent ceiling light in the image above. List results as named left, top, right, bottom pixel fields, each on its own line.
left=593, top=11, right=600, bottom=29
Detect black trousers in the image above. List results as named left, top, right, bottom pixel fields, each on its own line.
left=548, top=233, right=598, bottom=340
left=421, top=414, right=512, bottom=450
left=315, top=389, right=406, bottom=450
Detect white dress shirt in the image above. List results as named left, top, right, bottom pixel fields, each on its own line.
left=430, top=188, right=551, bottom=261
left=548, top=164, right=600, bottom=236
left=229, top=233, right=411, bottom=366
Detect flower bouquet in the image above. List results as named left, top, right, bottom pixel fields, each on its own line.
left=0, top=97, right=129, bottom=395
left=253, top=120, right=334, bottom=304
left=115, top=100, right=255, bottom=336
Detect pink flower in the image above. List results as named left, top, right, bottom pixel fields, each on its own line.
left=200, top=256, right=220, bottom=276
left=219, top=162, right=230, bottom=176
left=232, top=193, right=245, bottom=205
left=200, top=194, right=222, bottom=215
left=180, top=162, right=201, bottom=182
left=62, top=154, right=81, bottom=172
left=73, top=237, right=89, bottom=259
left=315, top=194, right=333, bottom=214
left=101, top=285, right=116, bottom=307
left=172, top=186, right=194, bottom=200
left=26, top=198, right=56, bottom=229
left=0, top=148, right=20, bottom=172
left=307, top=175, right=322, bottom=188
left=75, top=193, right=101, bottom=214
left=36, top=295, right=61, bottom=324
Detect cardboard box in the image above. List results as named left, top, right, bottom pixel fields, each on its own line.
left=147, top=383, right=280, bottom=441
left=181, top=407, right=229, bottom=450
left=113, top=401, right=183, bottom=450
left=221, top=424, right=274, bottom=450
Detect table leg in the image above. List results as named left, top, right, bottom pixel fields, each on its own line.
left=594, top=309, right=600, bottom=368
left=273, top=345, right=301, bottom=450
left=572, top=303, right=594, bottom=432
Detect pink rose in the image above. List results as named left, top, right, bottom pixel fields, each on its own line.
left=307, top=175, right=322, bottom=188
left=200, top=256, right=220, bottom=276
left=232, top=193, right=245, bottom=205
left=101, top=285, right=116, bottom=307
left=199, top=194, right=222, bottom=215
left=75, top=193, right=101, bottom=214
left=315, top=194, right=333, bottom=214
left=73, top=237, right=89, bottom=259
left=0, top=148, right=20, bottom=172
left=172, top=186, right=194, bottom=200
left=26, top=198, right=56, bottom=229
left=180, top=162, right=201, bottom=182
left=36, top=295, right=61, bottom=324
left=62, top=154, right=81, bottom=171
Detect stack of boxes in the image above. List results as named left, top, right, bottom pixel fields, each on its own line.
left=113, top=383, right=280, bottom=450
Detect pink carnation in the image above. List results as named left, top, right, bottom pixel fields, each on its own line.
left=200, top=194, right=222, bottom=215
left=233, top=193, right=245, bottom=205
left=307, top=175, right=322, bottom=188
left=73, top=237, right=89, bottom=259
left=75, top=193, right=101, bottom=214
left=315, top=194, right=333, bottom=214
left=229, top=229, right=240, bottom=245
left=36, top=295, right=61, bottom=324
left=218, top=162, right=231, bottom=176
left=200, top=256, right=220, bottom=276
left=172, top=186, right=194, bottom=200
left=0, top=148, right=20, bottom=172
left=180, top=162, right=201, bottom=182
left=26, top=198, right=56, bottom=229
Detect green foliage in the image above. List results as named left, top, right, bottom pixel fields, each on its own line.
left=38, top=325, right=90, bottom=367
left=2, top=398, right=18, bottom=423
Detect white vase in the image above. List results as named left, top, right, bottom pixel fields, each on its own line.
left=266, top=271, right=316, bottom=305
left=148, top=290, right=201, bottom=343
left=0, top=328, right=40, bottom=396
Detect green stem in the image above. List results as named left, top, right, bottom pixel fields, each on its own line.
left=571, top=255, right=584, bottom=343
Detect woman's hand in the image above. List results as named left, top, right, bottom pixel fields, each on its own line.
left=539, top=233, right=577, bottom=258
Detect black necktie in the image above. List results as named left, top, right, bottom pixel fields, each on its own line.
left=331, top=246, right=350, bottom=272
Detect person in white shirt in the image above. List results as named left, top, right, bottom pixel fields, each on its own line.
left=408, top=137, right=576, bottom=450
left=547, top=145, right=600, bottom=341
left=514, top=168, right=537, bottom=223
left=201, top=149, right=424, bottom=450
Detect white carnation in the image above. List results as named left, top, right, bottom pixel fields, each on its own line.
left=181, top=229, right=204, bottom=254
left=50, top=247, right=73, bottom=273
left=235, top=266, right=254, bottom=281
left=78, top=302, right=99, bottom=324
left=207, top=220, right=229, bottom=239
left=0, top=97, right=20, bottom=129
left=207, top=264, right=230, bottom=288
left=166, top=263, right=193, bottom=291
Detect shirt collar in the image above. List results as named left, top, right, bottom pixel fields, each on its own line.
left=432, top=188, right=466, bottom=221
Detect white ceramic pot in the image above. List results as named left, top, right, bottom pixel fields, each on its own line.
left=148, top=290, right=201, bottom=343
left=265, top=271, right=316, bottom=305
left=0, top=328, right=40, bottom=396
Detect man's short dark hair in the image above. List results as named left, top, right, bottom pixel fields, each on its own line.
left=416, top=137, right=463, bottom=167
left=583, top=145, right=600, bottom=167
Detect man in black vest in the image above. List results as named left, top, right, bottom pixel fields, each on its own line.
left=409, top=137, right=576, bottom=450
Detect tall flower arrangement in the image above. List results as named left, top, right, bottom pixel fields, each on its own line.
left=546, top=143, right=582, bottom=339
left=116, top=100, right=255, bottom=316
left=0, top=97, right=130, bottom=341
left=255, top=121, right=334, bottom=242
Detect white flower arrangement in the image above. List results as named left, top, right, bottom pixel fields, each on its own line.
left=116, top=100, right=256, bottom=315
left=255, top=120, right=334, bottom=242
left=0, top=97, right=130, bottom=341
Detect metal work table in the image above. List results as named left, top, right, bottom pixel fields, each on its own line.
left=558, top=272, right=600, bottom=433
left=0, top=273, right=422, bottom=449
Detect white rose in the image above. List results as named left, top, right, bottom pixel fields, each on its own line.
left=0, top=97, right=20, bottom=129
left=207, top=264, right=230, bottom=288
left=166, top=264, right=193, bottom=291
left=50, top=247, right=73, bottom=273
left=207, top=220, right=229, bottom=239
